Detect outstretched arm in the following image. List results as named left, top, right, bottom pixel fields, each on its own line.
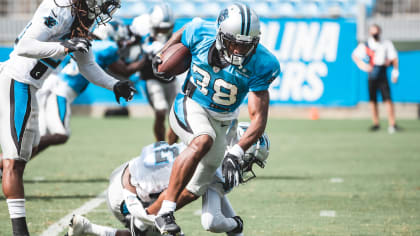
left=74, top=50, right=118, bottom=90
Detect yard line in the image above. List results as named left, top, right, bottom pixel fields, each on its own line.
left=40, top=190, right=107, bottom=236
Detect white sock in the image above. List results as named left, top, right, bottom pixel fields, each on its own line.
left=158, top=200, right=177, bottom=216
left=7, top=199, right=26, bottom=219
left=86, top=222, right=117, bottom=236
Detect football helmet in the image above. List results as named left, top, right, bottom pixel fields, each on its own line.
left=235, top=122, right=270, bottom=182
left=85, top=0, right=121, bottom=24
left=216, top=3, right=260, bottom=67
left=149, top=3, right=175, bottom=43
left=92, top=20, right=129, bottom=42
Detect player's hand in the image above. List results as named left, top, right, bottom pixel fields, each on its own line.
left=391, top=69, right=399, bottom=83
left=113, top=80, right=137, bottom=104
left=151, top=54, right=176, bottom=83
left=61, top=38, right=91, bottom=54
left=222, top=153, right=242, bottom=191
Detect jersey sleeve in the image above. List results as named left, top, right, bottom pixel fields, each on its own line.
left=249, top=54, right=280, bottom=92
left=181, top=17, right=205, bottom=54
left=385, top=40, right=398, bottom=61
left=14, top=5, right=66, bottom=58
left=95, top=41, right=119, bottom=68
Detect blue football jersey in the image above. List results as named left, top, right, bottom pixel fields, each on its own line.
left=60, top=39, right=119, bottom=94
left=180, top=18, right=280, bottom=113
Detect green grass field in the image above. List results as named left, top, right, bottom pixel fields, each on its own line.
left=1, top=117, right=420, bottom=236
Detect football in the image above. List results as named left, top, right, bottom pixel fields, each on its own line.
left=158, top=43, right=192, bottom=76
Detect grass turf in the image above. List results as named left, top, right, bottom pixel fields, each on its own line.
left=1, top=117, right=420, bottom=236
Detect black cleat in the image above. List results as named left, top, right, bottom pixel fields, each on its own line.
left=229, top=216, right=243, bottom=234
left=154, top=212, right=181, bottom=235
left=369, top=125, right=380, bottom=132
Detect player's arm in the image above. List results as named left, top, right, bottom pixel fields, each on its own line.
left=74, top=51, right=136, bottom=103
left=108, top=58, right=146, bottom=78
left=122, top=170, right=156, bottom=225
left=387, top=41, right=399, bottom=83
left=238, top=90, right=269, bottom=151
left=14, top=20, right=67, bottom=59
left=160, top=26, right=186, bottom=53
left=223, top=91, right=269, bottom=191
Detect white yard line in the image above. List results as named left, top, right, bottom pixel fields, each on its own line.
left=320, top=210, right=336, bottom=217
left=39, top=190, right=107, bottom=236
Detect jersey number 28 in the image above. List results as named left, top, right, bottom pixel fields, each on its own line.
left=192, top=64, right=238, bottom=106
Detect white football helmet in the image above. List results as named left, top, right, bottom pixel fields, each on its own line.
left=85, top=0, right=121, bottom=24
left=216, top=3, right=260, bottom=67
left=92, top=20, right=129, bottom=42
left=226, top=120, right=270, bottom=182
left=149, top=3, right=175, bottom=43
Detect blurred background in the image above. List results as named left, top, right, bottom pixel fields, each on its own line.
left=0, top=0, right=419, bottom=119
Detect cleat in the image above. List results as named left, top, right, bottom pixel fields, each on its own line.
left=388, top=124, right=402, bottom=134
left=229, top=216, right=243, bottom=234
left=67, top=214, right=91, bottom=236
left=154, top=212, right=181, bottom=235
left=369, top=125, right=380, bottom=132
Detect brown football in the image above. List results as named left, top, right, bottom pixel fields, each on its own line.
left=158, top=43, right=192, bottom=76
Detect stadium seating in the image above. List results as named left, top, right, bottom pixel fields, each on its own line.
left=116, top=0, right=376, bottom=18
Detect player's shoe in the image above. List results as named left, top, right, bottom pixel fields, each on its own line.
left=154, top=212, right=181, bottom=235
left=388, top=124, right=402, bottom=134
left=229, top=216, right=243, bottom=234
left=66, top=214, right=91, bottom=236
left=369, top=125, right=380, bottom=132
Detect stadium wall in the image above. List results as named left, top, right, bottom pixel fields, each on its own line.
left=1, top=18, right=419, bottom=110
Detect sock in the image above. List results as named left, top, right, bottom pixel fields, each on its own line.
left=85, top=222, right=117, bottom=236
left=7, top=199, right=29, bottom=236
left=11, top=217, right=30, bottom=236
left=158, top=200, right=177, bottom=216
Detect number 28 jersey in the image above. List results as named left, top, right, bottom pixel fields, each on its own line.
left=180, top=18, right=280, bottom=120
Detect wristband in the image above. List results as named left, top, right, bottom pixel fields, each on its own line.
left=229, top=144, right=244, bottom=157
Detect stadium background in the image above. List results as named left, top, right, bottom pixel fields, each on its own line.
left=1, top=0, right=420, bottom=118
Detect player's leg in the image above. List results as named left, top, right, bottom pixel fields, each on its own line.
left=35, top=93, right=70, bottom=156
left=164, top=81, right=180, bottom=144
left=368, top=79, right=380, bottom=131
left=379, top=78, right=398, bottom=132
left=146, top=79, right=169, bottom=141
left=201, top=188, right=239, bottom=233
left=153, top=96, right=218, bottom=233
left=0, top=77, right=39, bottom=236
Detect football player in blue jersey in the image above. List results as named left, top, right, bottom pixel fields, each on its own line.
left=35, top=21, right=144, bottom=156
left=147, top=3, right=280, bottom=235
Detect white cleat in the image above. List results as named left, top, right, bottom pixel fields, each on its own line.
left=66, top=214, right=91, bottom=236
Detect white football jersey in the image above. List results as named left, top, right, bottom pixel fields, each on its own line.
left=2, top=0, right=74, bottom=88
left=128, top=142, right=186, bottom=203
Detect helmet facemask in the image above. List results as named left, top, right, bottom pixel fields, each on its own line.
left=86, top=0, right=121, bottom=25
left=216, top=31, right=259, bottom=67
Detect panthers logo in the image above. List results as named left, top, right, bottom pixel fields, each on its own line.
left=217, top=8, right=229, bottom=27
left=44, top=16, right=58, bottom=28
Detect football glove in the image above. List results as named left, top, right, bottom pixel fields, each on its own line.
left=151, top=54, right=176, bottom=83
left=222, top=153, right=242, bottom=192
left=61, top=38, right=91, bottom=53
left=113, top=80, right=137, bottom=104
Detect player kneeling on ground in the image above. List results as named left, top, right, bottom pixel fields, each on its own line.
left=65, top=121, right=270, bottom=236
